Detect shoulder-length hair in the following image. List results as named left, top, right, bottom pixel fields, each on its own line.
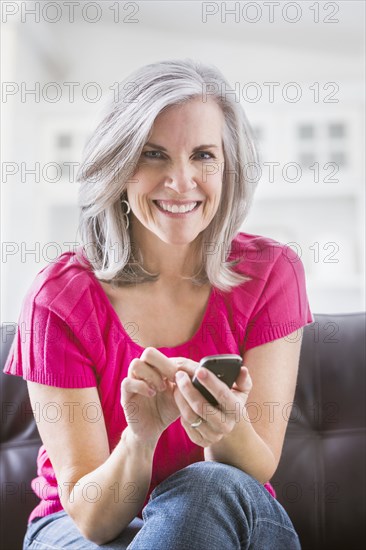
left=75, top=58, right=259, bottom=292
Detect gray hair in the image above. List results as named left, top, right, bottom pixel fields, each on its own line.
left=76, top=58, right=259, bottom=292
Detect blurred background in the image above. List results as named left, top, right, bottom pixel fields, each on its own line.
left=1, top=0, right=365, bottom=322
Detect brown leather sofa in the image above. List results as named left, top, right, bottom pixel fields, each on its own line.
left=1, top=313, right=365, bottom=550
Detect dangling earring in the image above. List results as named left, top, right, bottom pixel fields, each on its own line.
left=121, top=199, right=131, bottom=229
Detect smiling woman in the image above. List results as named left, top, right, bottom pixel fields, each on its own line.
left=4, top=58, right=312, bottom=549
left=75, top=58, right=259, bottom=290
left=125, top=97, right=225, bottom=268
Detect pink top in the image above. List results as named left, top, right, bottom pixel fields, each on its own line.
left=3, top=231, right=314, bottom=523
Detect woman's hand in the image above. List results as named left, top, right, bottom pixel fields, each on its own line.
left=120, top=348, right=193, bottom=445
left=172, top=357, right=253, bottom=447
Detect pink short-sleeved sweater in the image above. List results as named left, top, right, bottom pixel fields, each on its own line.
left=3, top=231, right=314, bottom=524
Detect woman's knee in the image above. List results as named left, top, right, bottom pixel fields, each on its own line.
left=139, top=462, right=300, bottom=549
left=149, top=460, right=265, bottom=509
left=186, top=460, right=262, bottom=491
left=183, top=460, right=260, bottom=485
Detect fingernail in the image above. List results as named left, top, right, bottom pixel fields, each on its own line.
left=175, top=371, right=185, bottom=381
left=197, top=367, right=207, bottom=379
left=148, top=388, right=156, bottom=396
left=159, top=381, right=167, bottom=391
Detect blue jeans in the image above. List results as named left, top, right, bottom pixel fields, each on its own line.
left=23, top=461, right=301, bottom=549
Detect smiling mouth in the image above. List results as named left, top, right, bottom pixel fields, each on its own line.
left=152, top=200, right=202, bottom=214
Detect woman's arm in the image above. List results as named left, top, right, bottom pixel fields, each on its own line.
left=27, top=383, right=157, bottom=545
left=203, top=330, right=303, bottom=482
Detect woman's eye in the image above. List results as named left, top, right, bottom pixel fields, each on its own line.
left=143, top=150, right=163, bottom=159
left=196, top=151, right=215, bottom=160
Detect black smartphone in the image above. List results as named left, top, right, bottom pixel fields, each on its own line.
left=192, top=354, right=243, bottom=407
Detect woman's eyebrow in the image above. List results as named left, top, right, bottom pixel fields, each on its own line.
left=144, top=142, right=219, bottom=152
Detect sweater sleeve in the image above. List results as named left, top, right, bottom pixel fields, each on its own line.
left=3, top=294, right=98, bottom=389
left=242, top=244, right=314, bottom=352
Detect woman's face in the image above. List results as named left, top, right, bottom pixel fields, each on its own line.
left=126, top=97, right=225, bottom=246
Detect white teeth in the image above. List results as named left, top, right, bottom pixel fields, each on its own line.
left=157, top=201, right=197, bottom=213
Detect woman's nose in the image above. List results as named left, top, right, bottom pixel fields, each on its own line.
left=163, top=167, right=197, bottom=194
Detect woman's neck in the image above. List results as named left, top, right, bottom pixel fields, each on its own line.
left=130, top=223, right=203, bottom=281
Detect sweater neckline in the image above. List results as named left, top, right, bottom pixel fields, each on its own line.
left=90, top=271, right=217, bottom=352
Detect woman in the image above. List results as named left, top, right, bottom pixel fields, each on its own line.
left=4, top=59, right=313, bottom=549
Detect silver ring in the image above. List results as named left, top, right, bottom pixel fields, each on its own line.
left=190, top=417, right=203, bottom=428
